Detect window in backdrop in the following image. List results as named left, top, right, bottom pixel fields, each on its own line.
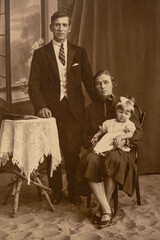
left=10, top=0, right=45, bottom=102
left=0, top=0, right=45, bottom=106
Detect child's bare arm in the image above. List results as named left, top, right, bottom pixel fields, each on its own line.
left=91, top=129, right=103, bottom=145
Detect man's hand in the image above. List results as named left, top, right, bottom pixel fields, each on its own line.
left=38, top=108, right=52, bottom=118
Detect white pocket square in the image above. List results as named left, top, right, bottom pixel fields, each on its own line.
left=72, top=63, right=79, bottom=67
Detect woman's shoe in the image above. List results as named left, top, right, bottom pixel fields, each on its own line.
left=98, top=212, right=112, bottom=229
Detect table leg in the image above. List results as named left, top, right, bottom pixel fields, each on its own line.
left=34, top=175, right=54, bottom=212
left=35, top=172, right=42, bottom=201
left=12, top=181, right=17, bottom=196
left=12, top=177, right=23, bottom=217
left=2, top=178, right=17, bottom=205
left=13, top=170, right=54, bottom=211
left=2, top=170, right=54, bottom=216
left=2, top=187, right=13, bottom=205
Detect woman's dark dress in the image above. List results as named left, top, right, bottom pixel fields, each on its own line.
left=78, top=96, right=143, bottom=197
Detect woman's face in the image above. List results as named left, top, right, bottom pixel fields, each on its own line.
left=95, top=74, right=113, bottom=99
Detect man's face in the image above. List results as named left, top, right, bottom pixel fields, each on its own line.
left=50, top=17, right=71, bottom=43
left=95, top=74, right=113, bottom=99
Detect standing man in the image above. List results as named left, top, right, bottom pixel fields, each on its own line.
left=28, top=11, right=94, bottom=205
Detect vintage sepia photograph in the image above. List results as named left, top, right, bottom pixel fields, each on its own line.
left=0, top=0, right=160, bottom=239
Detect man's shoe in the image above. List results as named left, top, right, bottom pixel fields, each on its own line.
left=69, top=195, right=82, bottom=206
left=51, top=190, right=62, bottom=205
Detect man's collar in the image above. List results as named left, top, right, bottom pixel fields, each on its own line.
left=52, top=39, right=67, bottom=48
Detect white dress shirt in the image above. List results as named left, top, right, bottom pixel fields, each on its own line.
left=52, top=39, right=68, bottom=100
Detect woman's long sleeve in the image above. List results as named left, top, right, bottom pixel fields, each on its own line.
left=82, top=109, right=93, bottom=150
left=129, top=115, right=143, bottom=148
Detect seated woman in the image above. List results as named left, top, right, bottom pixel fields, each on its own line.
left=78, top=70, right=143, bottom=229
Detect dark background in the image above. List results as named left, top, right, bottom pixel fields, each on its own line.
left=59, top=0, right=160, bottom=173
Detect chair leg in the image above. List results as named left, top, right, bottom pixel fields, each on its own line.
left=136, top=174, right=141, bottom=205
left=113, top=185, right=118, bottom=216
left=87, top=193, right=91, bottom=208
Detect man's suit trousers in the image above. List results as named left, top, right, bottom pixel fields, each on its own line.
left=46, top=97, right=82, bottom=195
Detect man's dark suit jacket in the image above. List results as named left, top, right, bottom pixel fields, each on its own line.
left=28, top=41, right=94, bottom=121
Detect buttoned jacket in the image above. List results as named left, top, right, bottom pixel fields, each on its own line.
left=28, top=41, right=94, bottom=121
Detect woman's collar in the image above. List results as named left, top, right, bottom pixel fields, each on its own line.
left=96, top=93, right=114, bottom=102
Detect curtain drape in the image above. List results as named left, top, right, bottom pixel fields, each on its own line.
left=58, top=0, right=160, bottom=173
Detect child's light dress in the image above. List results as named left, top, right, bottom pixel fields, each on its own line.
left=93, top=118, right=136, bottom=155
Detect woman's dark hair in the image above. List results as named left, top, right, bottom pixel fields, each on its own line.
left=94, top=70, right=117, bottom=88
left=51, top=11, right=71, bottom=25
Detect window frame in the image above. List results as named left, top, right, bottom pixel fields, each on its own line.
left=0, top=0, right=45, bottom=111
left=0, top=0, right=11, bottom=111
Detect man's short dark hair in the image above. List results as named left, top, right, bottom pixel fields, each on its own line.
left=51, top=11, right=71, bottom=25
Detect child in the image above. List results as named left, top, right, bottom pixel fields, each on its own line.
left=92, top=96, right=136, bottom=156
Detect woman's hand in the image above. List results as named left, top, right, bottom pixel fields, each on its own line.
left=91, top=136, right=99, bottom=147
left=124, top=127, right=130, bottom=133
left=113, top=136, right=126, bottom=149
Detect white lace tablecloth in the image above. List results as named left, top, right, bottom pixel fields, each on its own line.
left=0, top=117, right=62, bottom=184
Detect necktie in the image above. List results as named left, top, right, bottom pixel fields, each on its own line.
left=59, top=43, right=65, bottom=65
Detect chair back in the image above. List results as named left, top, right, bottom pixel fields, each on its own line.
left=134, top=105, right=146, bottom=128
left=112, top=104, right=146, bottom=214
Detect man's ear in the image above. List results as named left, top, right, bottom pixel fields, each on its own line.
left=68, top=25, right=72, bottom=33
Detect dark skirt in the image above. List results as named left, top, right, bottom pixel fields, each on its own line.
left=77, top=149, right=137, bottom=196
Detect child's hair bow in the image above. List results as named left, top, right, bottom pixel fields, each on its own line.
left=120, top=96, right=135, bottom=106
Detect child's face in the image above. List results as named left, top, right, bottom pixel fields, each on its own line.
left=116, top=109, right=131, bottom=122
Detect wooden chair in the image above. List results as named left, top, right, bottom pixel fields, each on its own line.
left=87, top=105, right=146, bottom=215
